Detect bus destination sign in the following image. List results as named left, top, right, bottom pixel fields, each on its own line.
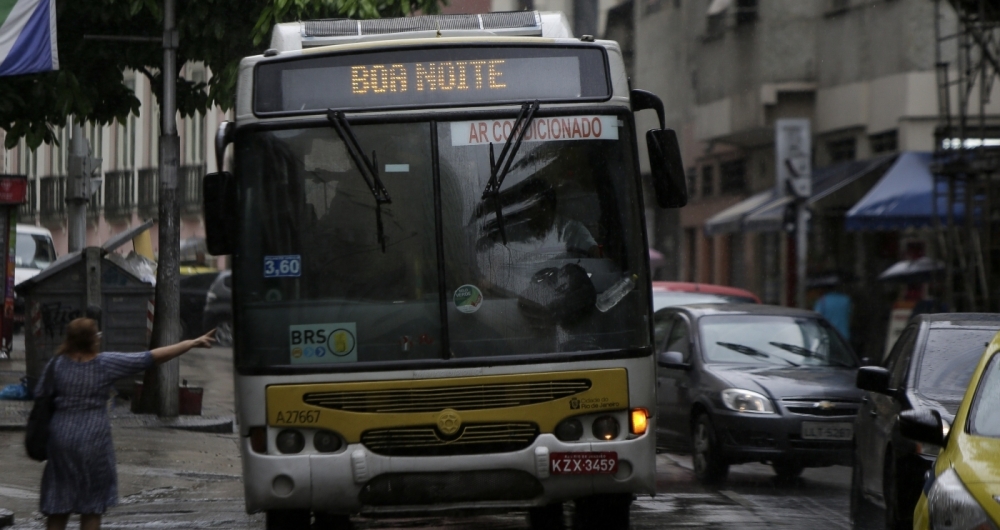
left=254, top=46, right=610, bottom=114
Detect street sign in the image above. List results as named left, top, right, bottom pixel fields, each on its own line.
left=775, top=118, right=811, bottom=199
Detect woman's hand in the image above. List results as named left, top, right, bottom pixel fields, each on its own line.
left=191, top=329, right=217, bottom=349
left=151, top=329, right=218, bottom=364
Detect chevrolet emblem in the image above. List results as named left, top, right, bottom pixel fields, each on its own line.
left=436, top=409, right=462, bottom=437
left=814, top=401, right=836, bottom=410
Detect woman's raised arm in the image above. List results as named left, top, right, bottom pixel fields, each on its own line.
left=150, top=329, right=216, bottom=365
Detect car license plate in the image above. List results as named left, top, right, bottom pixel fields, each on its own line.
left=550, top=452, right=618, bottom=474
left=801, top=421, right=853, bottom=440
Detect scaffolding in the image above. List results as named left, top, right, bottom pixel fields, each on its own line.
left=933, top=0, right=1000, bottom=312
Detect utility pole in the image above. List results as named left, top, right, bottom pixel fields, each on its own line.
left=141, top=0, right=181, bottom=417
left=775, top=119, right=812, bottom=309
left=66, top=122, right=101, bottom=253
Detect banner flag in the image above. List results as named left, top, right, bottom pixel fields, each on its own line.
left=0, top=0, right=58, bottom=77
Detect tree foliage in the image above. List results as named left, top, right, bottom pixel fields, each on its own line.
left=0, top=0, right=442, bottom=149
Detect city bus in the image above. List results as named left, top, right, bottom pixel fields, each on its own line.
left=203, top=11, right=687, bottom=530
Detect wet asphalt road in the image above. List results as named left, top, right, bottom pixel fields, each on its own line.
left=0, top=343, right=852, bottom=529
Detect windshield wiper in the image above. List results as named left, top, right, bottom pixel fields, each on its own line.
left=716, top=342, right=798, bottom=367
left=768, top=342, right=816, bottom=357
left=481, top=101, right=540, bottom=244
left=327, top=110, right=392, bottom=253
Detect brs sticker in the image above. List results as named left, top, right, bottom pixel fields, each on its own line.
left=289, top=323, right=357, bottom=364
left=264, top=255, right=301, bottom=278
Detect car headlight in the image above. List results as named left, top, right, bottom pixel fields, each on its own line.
left=928, top=468, right=998, bottom=530
left=721, top=388, right=775, bottom=414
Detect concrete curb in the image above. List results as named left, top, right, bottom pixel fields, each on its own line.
left=0, top=412, right=234, bottom=434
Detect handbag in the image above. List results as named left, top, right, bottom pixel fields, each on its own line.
left=24, top=358, right=57, bottom=462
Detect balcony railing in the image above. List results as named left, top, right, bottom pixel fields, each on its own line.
left=18, top=179, right=36, bottom=222
left=39, top=175, right=66, bottom=222
left=137, top=168, right=158, bottom=219
left=104, top=169, right=134, bottom=220
left=88, top=184, right=102, bottom=221
left=179, top=164, right=205, bottom=215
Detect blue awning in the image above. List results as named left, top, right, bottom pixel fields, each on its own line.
left=845, top=152, right=967, bottom=231
left=744, top=154, right=897, bottom=232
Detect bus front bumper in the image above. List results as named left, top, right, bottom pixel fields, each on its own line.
left=241, top=433, right=655, bottom=515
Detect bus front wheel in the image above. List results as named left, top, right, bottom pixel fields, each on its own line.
left=265, top=509, right=310, bottom=530
left=573, top=494, right=631, bottom=530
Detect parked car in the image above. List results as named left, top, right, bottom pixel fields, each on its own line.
left=653, top=303, right=862, bottom=484
left=202, top=270, right=232, bottom=347
left=909, top=329, right=1000, bottom=530
left=652, top=281, right=761, bottom=311
left=13, top=224, right=57, bottom=330
left=180, top=272, right=220, bottom=339
left=851, top=313, right=1000, bottom=530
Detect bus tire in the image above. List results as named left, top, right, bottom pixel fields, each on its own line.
left=528, top=502, right=565, bottom=529
left=265, top=509, right=310, bottom=530
left=573, top=494, right=631, bottom=530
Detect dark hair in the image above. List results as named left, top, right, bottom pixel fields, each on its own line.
left=57, top=318, right=100, bottom=355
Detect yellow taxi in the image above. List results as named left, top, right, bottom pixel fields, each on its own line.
left=911, top=330, right=1000, bottom=530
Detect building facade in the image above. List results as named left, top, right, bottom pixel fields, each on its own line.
left=0, top=63, right=228, bottom=265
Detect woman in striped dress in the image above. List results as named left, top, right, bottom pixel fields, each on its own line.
left=36, top=318, right=215, bottom=530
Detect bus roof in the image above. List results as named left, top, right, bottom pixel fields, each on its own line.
left=270, top=11, right=573, bottom=51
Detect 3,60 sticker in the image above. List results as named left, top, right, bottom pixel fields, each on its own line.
left=264, top=255, right=301, bottom=278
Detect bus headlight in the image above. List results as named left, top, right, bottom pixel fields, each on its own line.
left=592, top=415, right=620, bottom=440
left=276, top=429, right=305, bottom=454
left=313, top=430, right=343, bottom=453
left=554, top=418, right=584, bottom=441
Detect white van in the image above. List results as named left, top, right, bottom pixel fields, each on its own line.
left=14, top=224, right=57, bottom=286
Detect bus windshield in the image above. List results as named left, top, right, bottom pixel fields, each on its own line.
left=235, top=112, right=650, bottom=370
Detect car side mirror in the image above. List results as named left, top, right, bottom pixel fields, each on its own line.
left=203, top=171, right=236, bottom=256
left=899, top=409, right=949, bottom=447
left=656, top=350, right=690, bottom=370
left=856, top=366, right=892, bottom=395
left=631, top=89, right=687, bottom=209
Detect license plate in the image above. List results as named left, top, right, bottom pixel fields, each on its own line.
left=550, top=452, right=618, bottom=475
left=801, top=421, right=853, bottom=440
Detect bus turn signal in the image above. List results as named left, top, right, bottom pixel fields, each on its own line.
left=630, top=408, right=649, bottom=435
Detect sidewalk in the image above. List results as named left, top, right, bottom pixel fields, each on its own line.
left=0, top=333, right=234, bottom=434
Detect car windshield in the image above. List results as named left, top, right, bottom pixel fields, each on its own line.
left=234, top=114, right=649, bottom=369
left=916, top=328, right=999, bottom=404
left=969, top=351, right=1000, bottom=438
left=699, top=315, right=857, bottom=368
left=15, top=233, right=56, bottom=270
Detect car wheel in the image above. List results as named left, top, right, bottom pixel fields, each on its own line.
left=528, top=502, right=565, bottom=529
left=772, top=461, right=804, bottom=482
left=692, top=414, right=729, bottom=485
left=851, top=459, right=878, bottom=530
left=265, top=509, right=310, bottom=530
left=884, top=450, right=911, bottom=530
left=214, top=318, right=233, bottom=347
left=573, top=494, right=630, bottom=530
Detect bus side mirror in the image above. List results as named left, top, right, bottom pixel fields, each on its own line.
left=647, top=129, right=688, bottom=208
left=203, top=171, right=236, bottom=256
left=631, top=89, right=687, bottom=209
